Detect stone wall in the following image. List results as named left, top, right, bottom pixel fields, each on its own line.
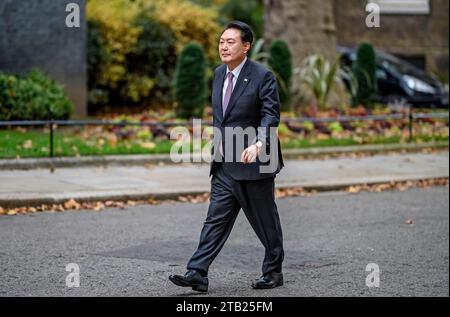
left=0, top=0, right=87, bottom=117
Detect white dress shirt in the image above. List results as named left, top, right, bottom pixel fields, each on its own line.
left=222, top=56, right=247, bottom=105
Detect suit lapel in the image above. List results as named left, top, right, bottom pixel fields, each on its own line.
left=214, top=67, right=226, bottom=122
left=223, top=59, right=252, bottom=122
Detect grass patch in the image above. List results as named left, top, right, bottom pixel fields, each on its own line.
left=0, top=129, right=174, bottom=158
left=0, top=129, right=448, bottom=159
left=282, top=135, right=449, bottom=149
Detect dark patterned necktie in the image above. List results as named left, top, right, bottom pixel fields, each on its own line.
left=222, top=72, right=234, bottom=115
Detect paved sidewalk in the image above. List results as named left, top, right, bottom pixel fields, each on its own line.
left=0, top=151, right=448, bottom=208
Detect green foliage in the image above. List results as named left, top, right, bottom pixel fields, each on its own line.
left=352, top=43, right=377, bottom=108
left=327, top=121, right=344, bottom=133
left=249, top=38, right=270, bottom=63
left=124, top=14, right=177, bottom=104
left=277, top=123, right=290, bottom=135
left=297, top=54, right=341, bottom=110
left=136, top=129, right=153, bottom=141
left=153, top=0, right=222, bottom=62
left=249, top=38, right=291, bottom=113
left=87, top=19, right=111, bottom=107
left=0, top=70, right=73, bottom=120
left=269, top=40, right=293, bottom=112
left=87, top=0, right=220, bottom=112
left=173, top=43, right=207, bottom=119
left=301, top=121, right=315, bottom=132
left=219, top=0, right=264, bottom=39
left=87, top=4, right=178, bottom=111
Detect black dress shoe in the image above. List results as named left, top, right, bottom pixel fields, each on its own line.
left=169, top=270, right=209, bottom=292
left=251, top=272, right=283, bottom=289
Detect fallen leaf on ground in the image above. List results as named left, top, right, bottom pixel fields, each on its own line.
left=93, top=202, right=105, bottom=211
left=64, top=198, right=80, bottom=210
left=127, top=200, right=137, bottom=206
left=23, top=140, right=33, bottom=149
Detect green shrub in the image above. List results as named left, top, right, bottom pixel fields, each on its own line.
left=328, top=121, right=344, bottom=133
left=173, top=43, right=207, bottom=119
left=219, top=0, right=264, bottom=39
left=87, top=5, right=178, bottom=110
left=0, top=70, right=73, bottom=120
left=297, top=54, right=341, bottom=110
left=87, top=0, right=220, bottom=112
left=269, top=40, right=292, bottom=112
left=352, top=43, right=377, bottom=108
left=87, top=19, right=111, bottom=108
left=125, top=14, right=177, bottom=104
left=301, top=121, right=315, bottom=132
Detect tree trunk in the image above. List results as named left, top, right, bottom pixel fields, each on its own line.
left=264, top=0, right=337, bottom=68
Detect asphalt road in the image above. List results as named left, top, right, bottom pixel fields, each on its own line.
left=0, top=186, right=448, bottom=297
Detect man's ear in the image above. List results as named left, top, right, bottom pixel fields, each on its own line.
left=244, top=42, right=251, bottom=55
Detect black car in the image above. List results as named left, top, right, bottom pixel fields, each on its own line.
left=338, top=46, right=449, bottom=108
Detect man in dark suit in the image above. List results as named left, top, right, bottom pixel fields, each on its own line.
left=169, top=21, right=285, bottom=293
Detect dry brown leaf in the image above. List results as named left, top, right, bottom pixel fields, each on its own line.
left=64, top=199, right=80, bottom=210
left=2, top=178, right=447, bottom=216
left=7, top=209, right=17, bottom=216
left=93, top=202, right=105, bottom=211
left=107, top=133, right=118, bottom=146
left=140, top=142, right=156, bottom=149
left=115, top=202, right=126, bottom=209
left=347, top=186, right=360, bottom=193
left=23, top=139, right=33, bottom=149
left=147, top=198, right=159, bottom=205
left=127, top=200, right=137, bottom=206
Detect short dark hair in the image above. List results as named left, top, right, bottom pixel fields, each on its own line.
left=223, top=21, right=254, bottom=45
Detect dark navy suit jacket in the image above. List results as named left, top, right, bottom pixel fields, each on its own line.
left=210, top=58, right=284, bottom=181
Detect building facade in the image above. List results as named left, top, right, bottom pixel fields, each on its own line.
left=265, top=0, right=449, bottom=82
left=334, top=0, right=449, bottom=81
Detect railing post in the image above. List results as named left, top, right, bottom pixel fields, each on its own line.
left=408, top=106, right=413, bottom=143
left=49, top=119, right=54, bottom=158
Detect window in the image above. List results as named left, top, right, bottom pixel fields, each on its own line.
left=369, top=0, right=430, bottom=14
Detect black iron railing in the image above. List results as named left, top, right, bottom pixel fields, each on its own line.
left=0, top=111, right=448, bottom=158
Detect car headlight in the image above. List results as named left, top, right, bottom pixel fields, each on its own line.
left=403, top=75, right=436, bottom=94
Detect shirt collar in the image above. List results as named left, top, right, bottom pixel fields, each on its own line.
left=227, top=56, right=247, bottom=80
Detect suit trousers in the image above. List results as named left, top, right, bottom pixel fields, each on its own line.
left=187, top=162, right=284, bottom=276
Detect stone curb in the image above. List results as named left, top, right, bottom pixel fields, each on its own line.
left=0, top=176, right=447, bottom=209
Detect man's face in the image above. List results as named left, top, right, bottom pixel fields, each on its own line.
left=219, top=28, right=250, bottom=66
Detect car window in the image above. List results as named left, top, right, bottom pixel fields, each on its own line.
left=380, top=58, right=424, bottom=78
